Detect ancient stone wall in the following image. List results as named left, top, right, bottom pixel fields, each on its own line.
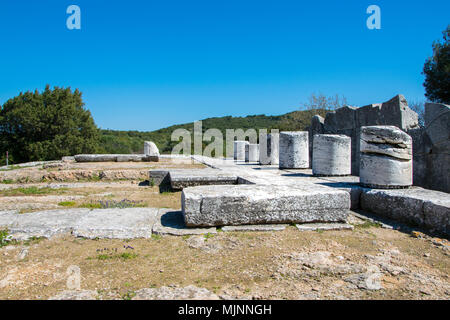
left=312, top=95, right=419, bottom=175
left=411, top=103, right=449, bottom=193
left=309, top=96, right=449, bottom=193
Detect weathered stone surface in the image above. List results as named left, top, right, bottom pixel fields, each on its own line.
left=361, top=187, right=450, bottom=235
left=411, top=103, right=449, bottom=193
left=144, top=141, right=160, bottom=156
left=132, top=286, right=219, bottom=300
left=295, top=223, right=354, bottom=231
left=116, top=154, right=144, bottom=162
left=221, top=224, right=288, bottom=232
left=360, top=126, right=412, bottom=188
left=182, top=184, right=350, bottom=227
left=74, top=154, right=153, bottom=163
left=279, top=131, right=309, bottom=169
left=315, top=95, right=419, bottom=174
left=344, top=266, right=383, bottom=290
left=74, top=154, right=119, bottom=162
left=149, top=170, right=171, bottom=185
left=0, top=209, right=90, bottom=240
left=233, top=141, right=248, bottom=161
left=312, top=134, right=351, bottom=176
left=169, top=171, right=237, bottom=190
left=152, top=210, right=217, bottom=236
left=245, top=144, right=259, bottom=163
left=309, top=115, right=325, bottom=167
left=72, top=208, right=158, bottom=239
left=259, top=132, right=279, bottom=165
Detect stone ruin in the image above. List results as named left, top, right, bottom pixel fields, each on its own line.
left=308, top=95, right=449, bottom=194
left=149, top=95, right=449, bottom=236
left=73, top=140, right=160, bottom=163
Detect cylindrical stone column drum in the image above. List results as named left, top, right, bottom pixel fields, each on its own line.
left=259, top=133, right=279, bottom=165
left=234, top=141, right=248, bottom=161
left=245, top=144, right=259, bottom=163
left=279, top=131, right=309, bottom=169
left=359, top=126, right=413, bottom=189
left=312, top=134, right=351, bottom=176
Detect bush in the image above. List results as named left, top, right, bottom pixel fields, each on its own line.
left=0, top=85, right=100, bottom=163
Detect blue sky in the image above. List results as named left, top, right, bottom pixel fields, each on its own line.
left=0, top=0, right=448, bottom=131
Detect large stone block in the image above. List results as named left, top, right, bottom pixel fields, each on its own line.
left=144, top=141, right=160, bottom=157
left=279, top=131, right=309, bottom=169
left=359, top=126, right=413, bottom=189
left=312, top=134, right=351, bottom=176
left=361, top=188, right=450, bottom=235
left=74, top=154, right=119, bottom=162
left=182, top=184, right=350, bottom=227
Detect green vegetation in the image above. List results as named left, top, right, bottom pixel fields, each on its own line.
left=0, top=228, right=12, bottom=248
left=93, top=252, right=138, bottom=261
left=423, top=25, right=450, bottom=104
left=0, top=186, right=67, bottom=196
left=97, top=108, right=328, bottom=155
left=0, top=85, right=99, bottom=165
left=58, top=201, right=76, bottom=207
left=1, top=179, right=14, bottom=184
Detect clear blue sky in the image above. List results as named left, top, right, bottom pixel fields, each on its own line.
left=0, top=0, right=448, bottom=131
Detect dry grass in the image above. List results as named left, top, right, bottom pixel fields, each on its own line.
left=1, top=226, right=448, bottom=300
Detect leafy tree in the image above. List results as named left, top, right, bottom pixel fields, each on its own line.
left=423, top=25, right=450, bottom=104
left=0, top=85, right=100, bottom=163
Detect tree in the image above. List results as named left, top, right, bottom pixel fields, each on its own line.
left=0, top=85, right=100, bottom=163
left=301, top=93, right=348, bottom=111
left=408, top=100, right=425, bottom=127
left=423, top=25, right=450, bottom=104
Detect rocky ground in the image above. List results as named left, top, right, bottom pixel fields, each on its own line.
left=0, top=158, right=449, bottom=300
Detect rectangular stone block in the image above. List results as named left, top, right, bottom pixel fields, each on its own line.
left=169, top=171, right=238, bottom=190
left=361, top=187, right=450, bottom=235
left=182, top=184, right=350, bottom=227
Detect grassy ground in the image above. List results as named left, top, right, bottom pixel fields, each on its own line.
left=0, top=158, right=448, bottom=300
left=0, top=225, right=449, bottom=300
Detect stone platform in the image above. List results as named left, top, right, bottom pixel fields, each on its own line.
left=151, top=155, right=449, bottom=235
left=182, top=184, right=349, bottom=227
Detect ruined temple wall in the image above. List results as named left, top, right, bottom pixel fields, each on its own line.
left=315, top=95, right=419, bottom=175
left=308, top=96, right=449, bottom=193
left=411, top=103, right=450, bottom=193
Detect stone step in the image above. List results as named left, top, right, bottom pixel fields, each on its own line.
left=182, top=184, right=350, bottom=227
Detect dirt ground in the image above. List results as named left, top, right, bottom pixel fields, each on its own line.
left=0, top=159, right=449, bottom=300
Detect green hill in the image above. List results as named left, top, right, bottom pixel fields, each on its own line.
left=98, top=109, right=327, bottom=155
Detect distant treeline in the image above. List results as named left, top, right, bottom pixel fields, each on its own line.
left=98, top=109, right=328, bottom=155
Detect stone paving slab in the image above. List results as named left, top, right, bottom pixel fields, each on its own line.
left=0, top=209, right=91, bottom=241
left=182, top=184, right=350, bottom=227
left=169, top=171, right=238, bottom=190
left=361, top=187, right=450, bottom=235
left=72, top=208, right=159, bottom=239
left=152, top=209, right=217, bottom=236
left=221, top=224, right=288, bottom=232
left=295, top=223, right=354, bottom=231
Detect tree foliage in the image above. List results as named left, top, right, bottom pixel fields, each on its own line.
left=0, top=85, right=100, bottom=164
left=423, top=25, right=450, bottom=104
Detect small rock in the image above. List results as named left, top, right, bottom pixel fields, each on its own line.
left=17, top=248, right=28, bottom=261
